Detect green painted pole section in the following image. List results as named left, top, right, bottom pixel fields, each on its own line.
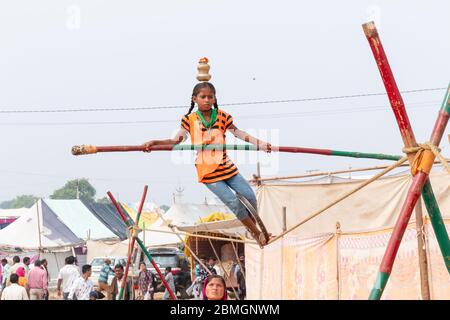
left=422, top=180, right=450, bottom=273
left=330, top=150, right=401, bottom=161
left=368, top=272, right=390, bottom=300
left=442, top=84, right=450, bottom=114
left=171, top=144, right=403, bottom=161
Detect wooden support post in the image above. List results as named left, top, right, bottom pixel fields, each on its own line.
left=336, top=222, right=342, bottom=300
left=118, top=186, right=148, bottom=300
left=36, top=199, right=43, bottom=259
left=282, top=207, right=287, bottom=232
left=414, top=197, right=430, bottom=300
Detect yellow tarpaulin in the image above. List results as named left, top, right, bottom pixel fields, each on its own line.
left=184, top=211, right=234, bottom=258
left=120, top=202, right=159, bottom=228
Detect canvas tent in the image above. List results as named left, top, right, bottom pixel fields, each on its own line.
left=246, top=170, right=450, bottom=299
left=0, top=199, right=83, bottom=252
left=0, top=207, right=29, bottom=229
left=44, top=199, right=117, bottom=241
left=0, top=200, right=84, bottom=285
left=83, top=202, right=131, bottom=240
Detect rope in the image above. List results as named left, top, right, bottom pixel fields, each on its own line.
left=269, top=156, right=408, bottom=243
left=127, top=225, right=142, bottom=238
left=403, top=142, right=450, bottom=174
left=155, top=211, right=213, bottom=276
left=207, top=238, right=240, bottom=299
left=231, top=242, right=246, bottom=282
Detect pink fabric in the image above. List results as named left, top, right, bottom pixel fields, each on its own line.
left=16, top=266, right=25, bottom=277
left=202, top=278, right=227, bottom=300
left=28, top=267, right=47, bottom=290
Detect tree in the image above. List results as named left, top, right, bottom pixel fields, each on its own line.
left=0, top=195, right=38, bottom=209
left=51, top=178, right=96, bottom=203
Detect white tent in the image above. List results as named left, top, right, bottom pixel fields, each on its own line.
left=0, top=207, right=30, bottom=219
left=0, top=199, right=83, bottom=252
left=44, top=199, right=117, bottom=240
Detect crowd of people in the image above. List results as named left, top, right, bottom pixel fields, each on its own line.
left=0, top=254, right=246, bottom=301
left=1, top=256, right=50, bottom=300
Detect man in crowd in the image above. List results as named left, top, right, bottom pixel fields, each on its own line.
left=68, top=264, right=94, bottom=300
left=0, top=258, right=7, bottom=291
left=208, top=257, right=220, bottom=275
left=109, top=264, right=132, bottom=300
left=1, top=259, right=10, bottom=290
left=22, top=257, right=31, bottom=277
left=234, top=255, right=246, bottom=300
left=98, top=258, right=114, bottom=299
left=40, top=259, right=50, bottom=299
left=27, top=259, right=47, bottom=300
left=160, top=267, right=176, bottom=300
left=57, top=256, right=80, bottom=300
left=5, top=256, right=23, bottom=286
left=1, top=274, right=29, bottom=300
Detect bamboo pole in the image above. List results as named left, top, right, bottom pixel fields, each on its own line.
left=72, top=143, right=401, bottom=161
left=107, top=191, right=177, bottom=300
left=363, top=21, right=450, bottom=299
left=207, top=238, right=240, bottom=299
left=36, top=199, right=43, bottom=259
left=249, top=159, right=449, bottom=183
left=145, top=227, right=255, bottom=244
left=119, top=185, right=147, bottom=300
left=230, top=242, right=245, bottom=281
left=155, top=211, right=213, bottom=276
left=270, top=157, right=407, bottom=243
left=414, top=197, right=430, bottom=300
left=336, top=222, right=342, bottom=300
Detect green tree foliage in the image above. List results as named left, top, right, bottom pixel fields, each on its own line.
left=51, top=179, right=96, bottom=203
left=0, top=195, right=38, bottom=209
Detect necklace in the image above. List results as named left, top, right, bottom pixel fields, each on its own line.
left=196, top=108, right=217, bottom=129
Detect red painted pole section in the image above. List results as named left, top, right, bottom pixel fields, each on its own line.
left=107, top=191, right=177, bottom=300
left=430, top=111, right=449, bottom=146
left=363, top=21, right=450, bottom=299
left=362, top=21, right=417, bottom=151
left=120, top=185, right=148, bottom=300
left=379, top=171, right=428, bottom=274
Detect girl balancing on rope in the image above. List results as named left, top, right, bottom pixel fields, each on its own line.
left=142, top=60, right=272, bottom=247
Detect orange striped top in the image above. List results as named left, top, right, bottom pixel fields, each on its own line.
left=181, top=109, right=238, bottom=183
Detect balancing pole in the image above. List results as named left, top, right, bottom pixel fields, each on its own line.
left=107, top=191, right=177, bottom=300
left=72, top=144, right=401, bottom=161
left=118, top=185, right=147, bottom=300
left=363, top=21, right=450, bottom=299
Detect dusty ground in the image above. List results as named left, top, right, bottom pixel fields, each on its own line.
left=48, top=288, right=166, bottom=300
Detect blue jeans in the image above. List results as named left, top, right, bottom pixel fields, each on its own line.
left=204, top=173, right=257, bottom=221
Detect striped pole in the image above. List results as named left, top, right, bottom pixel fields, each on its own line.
left=118, top=185, right=148, bottom=300
left=72, top=143, right=402, bottom=161
left=107, top=191, right=177, bottom=300
left=363, top=21, right=450, bottom=299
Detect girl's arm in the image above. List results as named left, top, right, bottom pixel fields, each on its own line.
left=142, top=128, right=188, bottom=151
left=227, top=124, right=272, bottom=152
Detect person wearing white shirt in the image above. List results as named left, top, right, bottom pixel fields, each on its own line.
left=68, top=264, right=94, bottom=300
left=57, top=256, right=80, bottom=300
left=1, top=274, right=29, bottom=300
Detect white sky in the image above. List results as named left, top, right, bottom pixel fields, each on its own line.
left=0, top=0, right=449, bottom=205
